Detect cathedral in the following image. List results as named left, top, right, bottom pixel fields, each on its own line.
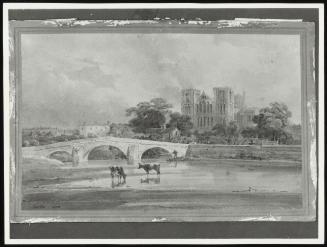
left=181, top=87, right=255, bottom=131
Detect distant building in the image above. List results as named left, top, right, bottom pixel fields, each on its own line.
left=235, top=108, right=258, bottom=128
left=213, top=87, right=235, bottom=124
left=181, top=87, right=255, bottom=131
left=181, top=88, right=201, bottom=126
left=79, top=122, right=110, bottom=137
left=181, top=87, right=235, bottom=131
left=234, top=92, right=246, bottom=112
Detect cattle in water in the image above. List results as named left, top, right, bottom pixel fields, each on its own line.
left=118, top=166, right=127, bottom=184
left=138, top=162, right=160, bottom=177
left=110, top=166, right=127, bottom=186
left=109, top=166, right=119, bottom=181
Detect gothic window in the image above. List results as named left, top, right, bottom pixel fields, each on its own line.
left=210, top=104, right=212, bottom=113
left=211, top=117, right=213, bottom=126
left=200, top=117, right=202, bottom=127
left=196, top=104, right=198, bottom=113
left=204, top=117, right=206, bottom=126
left=207, top=103, right=210, bottom=113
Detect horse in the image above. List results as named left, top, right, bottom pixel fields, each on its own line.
left=117, top=166, right=127, bottom=184
left=138, top=162, right=160, bottom=177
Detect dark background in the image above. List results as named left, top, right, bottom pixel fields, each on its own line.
left=8, top=6, right=320, bottom=239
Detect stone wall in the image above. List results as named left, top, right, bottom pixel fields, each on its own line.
left=187, top=144, right=301, bottom=162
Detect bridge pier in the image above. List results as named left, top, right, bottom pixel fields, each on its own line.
left=127, top=144, right=141, bottom=165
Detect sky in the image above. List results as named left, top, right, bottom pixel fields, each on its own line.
left=21, top=32, right=301, bottom=128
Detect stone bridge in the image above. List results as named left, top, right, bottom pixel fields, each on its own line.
left=22, top=136, right=190, bottom=165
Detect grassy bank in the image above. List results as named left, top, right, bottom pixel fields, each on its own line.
left=186, top=144, right=301, bottom=162
left=22, top=157, right=110, bottom=189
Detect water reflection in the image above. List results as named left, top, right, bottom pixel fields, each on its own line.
left=111, top=179, right=126, bottom=188
left=140, top=176, right=161, bottom=184
left=76, top=158, right=301, bottom=193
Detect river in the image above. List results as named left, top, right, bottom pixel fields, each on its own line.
left=63, top=158, right=301, bottom=193
left=22, top=157, right=303, bottom=220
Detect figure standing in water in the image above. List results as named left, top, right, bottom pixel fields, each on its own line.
left=72, top=146, right=79, bottom=167
left=173, top=150, right=178, bottom=160
left=172, top=150, right=178, bottom=167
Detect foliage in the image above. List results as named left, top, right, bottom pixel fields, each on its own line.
left=22, top=129, right=84, bottom=147
left=208, top=121, right=240, bottom=144
left=166, top=112, right=193, bottom=135
left=253, top=102, right=292, bottom=143
left=212, top=123, right=227, bottom=136
left=126, top=98, right=173, bottom=133
left=241, top=126, right=258, bottom=138
left=109, top=123, right=134, bottom=138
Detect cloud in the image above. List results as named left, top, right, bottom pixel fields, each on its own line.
left=79, top=57, right=102, bottom=66
left=21, top=33, right=302, bottom=127
left=66, top=64, right=117, bottom=89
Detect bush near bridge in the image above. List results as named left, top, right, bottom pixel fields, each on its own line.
left=22, top=131, right=85, bottom=147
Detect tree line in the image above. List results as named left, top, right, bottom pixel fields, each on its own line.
left=125, top=98, right=301, bottom=145
left=22, top=98, right=301, bottom=147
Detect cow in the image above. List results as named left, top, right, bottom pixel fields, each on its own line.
left=138, top=162, right=160, bottom=177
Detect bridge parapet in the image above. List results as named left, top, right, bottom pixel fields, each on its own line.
left=22, top=136, right=190, bottom=165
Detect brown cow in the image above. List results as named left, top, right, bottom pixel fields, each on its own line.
left=138, top=162, right=160, bottom=176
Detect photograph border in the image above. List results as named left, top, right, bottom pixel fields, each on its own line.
left=10, top=20, right=315, bottom=223
left=3, top=3, right=324, bottom=243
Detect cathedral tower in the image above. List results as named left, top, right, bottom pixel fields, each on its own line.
left=181, top=88, right=200, bottom=125
left=213, top=87, right=235, bottom=125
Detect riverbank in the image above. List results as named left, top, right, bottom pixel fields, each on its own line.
left=22, top=189, right=302, bottom=213
left=174, top=157, right=301, bottom=167
left=186, top=144, right=301, bottom=162
left=20, top=156, right=302, bottom=217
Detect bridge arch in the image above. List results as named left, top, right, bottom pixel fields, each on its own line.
left=47, top=150, right=73, bottom=162
left=140, top=146, right=173, bottom=161
left=86, top=144, right=128, bottom=160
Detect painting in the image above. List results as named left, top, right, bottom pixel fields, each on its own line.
left=7, top=17, right=317, bottom=224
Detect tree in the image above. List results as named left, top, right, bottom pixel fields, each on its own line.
left=253, top=102, right=292, bottom=142
left=126, top=98, right=173, bottom=133
left=226, top=121, right=240, bottom=144
left=196, top=131, right=212, bottom=144
left=212, top=123, right=227, bottom=136
left=211, top=121, right=241, bottom=144
left=166, top=112, right=193, bottom=136
left=241, top=126, right=258, bottom=138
